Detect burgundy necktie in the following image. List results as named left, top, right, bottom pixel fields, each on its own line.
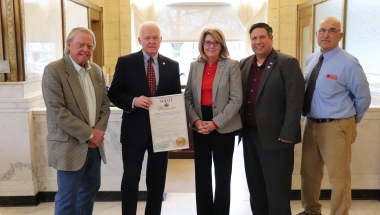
left=147, top=57, right=156, bottom=96
left=302, top=55, right=324, bottom=115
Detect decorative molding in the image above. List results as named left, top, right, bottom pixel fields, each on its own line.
left=20, top=0, right=27, bottom=80
left=68, top=0, right=101, bottom=12
left=341, top=0, right=347, bottom=49
left=0, top=13, right=3, bottom=60
left=5, top=0, right=17, bottom=81
left=0, top=7, right=4, bottom=81
left=62, top=0, right=67, bottom=55
left=298, top=0, right=326, bottom=10
left=1, top=190, right=379, bottom=206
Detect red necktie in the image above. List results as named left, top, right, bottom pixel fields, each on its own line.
left=302, top=55, right=324, bottom=115
left=147, top=57, right=156, bottom=96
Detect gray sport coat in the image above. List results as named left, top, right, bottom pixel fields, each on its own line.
left=42, top=55, right=110, bottom=171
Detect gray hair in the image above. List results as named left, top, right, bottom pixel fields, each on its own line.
left=64, top=27, right=96, bottom=55
left=138, top=21, right=161, bottom=37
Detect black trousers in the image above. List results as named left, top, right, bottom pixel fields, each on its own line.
left=192, top=106, right=236, bottom=215
left=121, top=139, right=168, bottom=215
left=242, top=125, right=294, bottom=215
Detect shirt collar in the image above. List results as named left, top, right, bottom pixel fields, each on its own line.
left=142, top=50, right=159, bottom=63
left=68, top=55, right=91, bottom=73
left=320, top=46, right=340, bottom=62
left=253, top=50, right=272, bottom=68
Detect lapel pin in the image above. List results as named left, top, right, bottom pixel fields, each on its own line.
left=267, top=66, right=271, bottom=69
left=270, top=62, right=273, bottom=65
left=163, top=62, right=165, bottom=65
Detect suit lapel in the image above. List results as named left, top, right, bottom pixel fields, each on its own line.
left=195, top=61, right=205, bottom=105
left=136, top=51, right=151, bottom=96
left=89, top=65, right=103, bottom=120
left=64, top=55, right=90, bottom=125
left=241, top=56, right=254, bottom=103
left=212, top=60, right=225, bottom=103
left=156, top=54, right=166, bottom=96
left=257, top=50, right=277, bottom=101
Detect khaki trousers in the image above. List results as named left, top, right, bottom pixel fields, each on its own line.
left=300, top=116, right=357, bottom=215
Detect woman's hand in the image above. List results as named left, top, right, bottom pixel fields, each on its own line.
left=197, top=121, right=216, bottom=135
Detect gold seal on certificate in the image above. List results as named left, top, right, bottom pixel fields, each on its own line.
left=149, top=94, right=189, bottom=152
left=176, top=137, right=186, bottom=146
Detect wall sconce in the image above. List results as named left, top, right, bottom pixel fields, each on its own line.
left=0, top=60, right=10, bottom=73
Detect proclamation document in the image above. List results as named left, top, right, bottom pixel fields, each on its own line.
left=149, top=94, right=189, bottom=152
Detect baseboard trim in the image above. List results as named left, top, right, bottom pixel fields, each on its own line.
left=1, top=190, right=378, bottom=206
left=290, top=189, right=380, bottom=200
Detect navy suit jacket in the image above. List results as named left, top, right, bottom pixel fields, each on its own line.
left=108, top=50, right=181, bottom=147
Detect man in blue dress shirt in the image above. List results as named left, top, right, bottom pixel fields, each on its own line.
left=297, top=17, right=371, bottom=215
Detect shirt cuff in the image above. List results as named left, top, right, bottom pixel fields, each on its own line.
left=192, top=119, right=200, bottom=127
left=132, top=97, right=136, bottom=109
left=212, top=120, right=219, bottom=129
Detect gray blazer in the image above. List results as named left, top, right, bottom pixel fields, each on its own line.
left=239, top=50, right=304, bottom=151
left=42, top=55, right=110, bottom=171
left=184, top=58, right=243, bottom=134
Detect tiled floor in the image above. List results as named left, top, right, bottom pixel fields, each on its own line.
left=2, top=198, right=380, bottom=215
left=1, top=144, right=380, bottom=215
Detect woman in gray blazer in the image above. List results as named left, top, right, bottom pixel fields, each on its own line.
left=184, top=28, right=243, bottom=215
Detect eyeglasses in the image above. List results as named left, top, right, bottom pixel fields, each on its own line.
left=317, top=28, right=341, bottom=35
left=204, top=41, right=221, bottom=46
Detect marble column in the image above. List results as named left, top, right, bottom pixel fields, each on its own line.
left=0, top=79, right=45, bottom=197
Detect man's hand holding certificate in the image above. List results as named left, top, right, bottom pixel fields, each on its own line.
left=148, top=94, right=189, bottom=152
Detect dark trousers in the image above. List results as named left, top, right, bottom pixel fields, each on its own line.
left=242, top=125, right=294, bottom=215
left=192, top=106, right=236, bottom=215
left=121, top=140, right=168, bottom=215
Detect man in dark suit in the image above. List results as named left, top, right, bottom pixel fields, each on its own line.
left=239, top=23, right=304, bottom=215
left=107, top=21, right=181, bottom=215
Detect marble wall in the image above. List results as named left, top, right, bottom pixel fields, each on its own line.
left=33, top=107, right=148, bottom=193
left=0, top=99, right=147, bottom=197
left=1, top=81, right=379, bottom=197
left=0, top=80, right=45, bottom=196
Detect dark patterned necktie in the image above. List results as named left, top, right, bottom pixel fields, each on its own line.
left=147, top=57, right=156, bottom=96
left=302, top=55, right=324, bottom=115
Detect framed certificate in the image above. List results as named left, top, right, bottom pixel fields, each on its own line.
left=149, top=94, right=189, bottom=152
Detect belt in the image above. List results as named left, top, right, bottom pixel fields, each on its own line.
left=308, top=117, right=335, bottom=123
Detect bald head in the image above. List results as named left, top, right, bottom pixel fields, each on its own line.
left=317, top=17, right=343, bottom=53
left=319, top=17, right=342, bottom=30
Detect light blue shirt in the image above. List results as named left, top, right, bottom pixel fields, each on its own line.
left=303, top=46, right=371, bottom=123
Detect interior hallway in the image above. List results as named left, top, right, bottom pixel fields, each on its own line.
left=1, top=142, right=380, bottom=215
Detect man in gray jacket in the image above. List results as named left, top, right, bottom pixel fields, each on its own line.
left=42, top=27, right=110, bottom=215
left=240, top=23, right=304, bottom=215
